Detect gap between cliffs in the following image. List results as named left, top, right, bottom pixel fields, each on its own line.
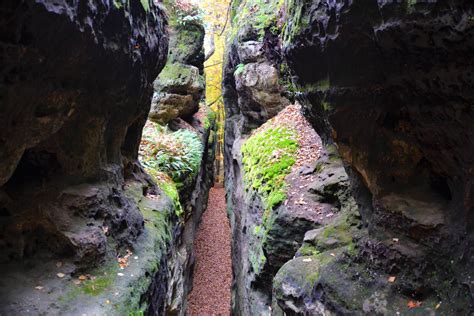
left=187, top=187, right=232, bottom=315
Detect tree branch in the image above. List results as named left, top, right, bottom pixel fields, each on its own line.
left=219, top=0, right=234, bottom=36
left=205, top=61, right=223, bottom=69
left=204, top=29, right=216, bottom=62
left=206, top=95, right=223, bottom=107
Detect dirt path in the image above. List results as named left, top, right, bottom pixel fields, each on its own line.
left=187, top=187, right=232, bottom=315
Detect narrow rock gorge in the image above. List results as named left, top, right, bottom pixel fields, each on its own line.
left=1, top=0, right=216, bottom=314
left=1, top=0, right=473, bottom=315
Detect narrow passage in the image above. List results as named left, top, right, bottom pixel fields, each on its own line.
left=187, top=187, right=232, bottom=315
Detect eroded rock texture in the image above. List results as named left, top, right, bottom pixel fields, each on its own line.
left=0, top=0, right=174, bottom=314
left=280, top=0, right=474, bottom=314
left=225, top=0, right=474, bottom=315
left=223, top=23, right=295, bottom=314
left=0, top=0, right=168, bottom=263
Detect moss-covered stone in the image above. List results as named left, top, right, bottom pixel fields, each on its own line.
left=168, top=22, right=205, bottom=69
left=54, top=181, right=175, bottom=315
left=229, top=0, right=286, bottom=41
left=242, top=126, right=298, bottom=213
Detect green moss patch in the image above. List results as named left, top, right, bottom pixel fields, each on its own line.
left=229, top=0, right=286, bottom=41
left=242, top=126, right=298, bottom=274
left=140, top=0, right=150, bottom=12
left=242, top=126, right=298, bottom=214
left=162, top=0, right=203, bottom=28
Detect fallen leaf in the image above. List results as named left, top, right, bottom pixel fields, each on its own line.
left=407, top=300, right=422, bottom=309
left=302, top=258, right=312, bottom=262
left=35, top=286, right=44, bottom=290
left=392, top=238, right=399, bottom=243
left=117, top=273, right=124, bottom=277
left=78, top=275, right=87, bottom=281
left=57, top=273, right=65, bottom=278
left=73, top=280, right=81, bottom=285
left=388, top=276, right=396, bottom=283
left=435, top=302, right=441, bottom=309
left=330, top=253, right=336, bottom=257
left=56, top=261, right=63, bottom=268
left=117, top=249, right=133, bottom=269
left=105, top=299, right=111, bottom=304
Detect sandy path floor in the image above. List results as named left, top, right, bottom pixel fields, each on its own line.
left=187, top=187, right=232, bottom=315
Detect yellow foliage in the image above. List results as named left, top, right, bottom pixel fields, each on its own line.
left=195, top=0, right=230, bottom=182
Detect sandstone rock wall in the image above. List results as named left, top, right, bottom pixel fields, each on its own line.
left=223, top=21, right=294, bottom=314
left=0, top=0, right=168, bottom=266
left=225, top=0, right=474, bottom=314
left=0, top=0, right=214, bottom=314
left=281, top=1, right=474, bottom=313
left=149, top=13, right=205, bottom=125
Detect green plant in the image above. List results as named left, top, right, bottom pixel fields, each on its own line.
left=113, top=0, right=123, bottom=9
left=234, top=64, right=245, bottom=76
left=140, top=0, right=150, bottom=12
left=204, top=107, right=217, bottom=130
left=140, top=125, right=203, bottom=187
left=229, top=0, right=286, bottom=41
left=165, top=0, right=204, bottom=28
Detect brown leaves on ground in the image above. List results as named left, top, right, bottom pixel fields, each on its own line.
left=255, top=103, right=321, bottom=169
left=407, top=300, right=422, bottom=309
left=118, top=249, right=133, bottom=269
left=187, top=188, right=232, bottom=315
left=73, top=274, right=95, bottom=285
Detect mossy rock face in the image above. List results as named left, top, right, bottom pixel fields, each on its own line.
left=150, top=63, right=204, bottom=124
left=48, top=181, right=177, bottom=315
left=273, top=255, right=332, bottom=315
left=298, top=214, right=355, bottom=256
left=168, top=22, right=205, bottom=71
left=242, top=126, right=298, bottom=212
left=153, top=63, right=204, bottom=95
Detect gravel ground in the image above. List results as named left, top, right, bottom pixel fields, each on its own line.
left=187, top=187, right=232, bottom=315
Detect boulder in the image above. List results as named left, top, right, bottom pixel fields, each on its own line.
left=150, top=20, right=206, bottom=127
left=149, top=63, right=204, bottom=124
left=235, top=62, right=289, bottom=118
left=168, top=22, right=205, bottom=71
left=237, top=41, right=264, bottom=64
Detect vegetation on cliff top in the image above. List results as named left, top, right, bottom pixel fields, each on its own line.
left=140, top=123, right=203, bottom=187
left=163, top=0, right=204, bottom=28
left=139, top=121, right=203, bottom=216
left=229, top=0, right=285, bottom=40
